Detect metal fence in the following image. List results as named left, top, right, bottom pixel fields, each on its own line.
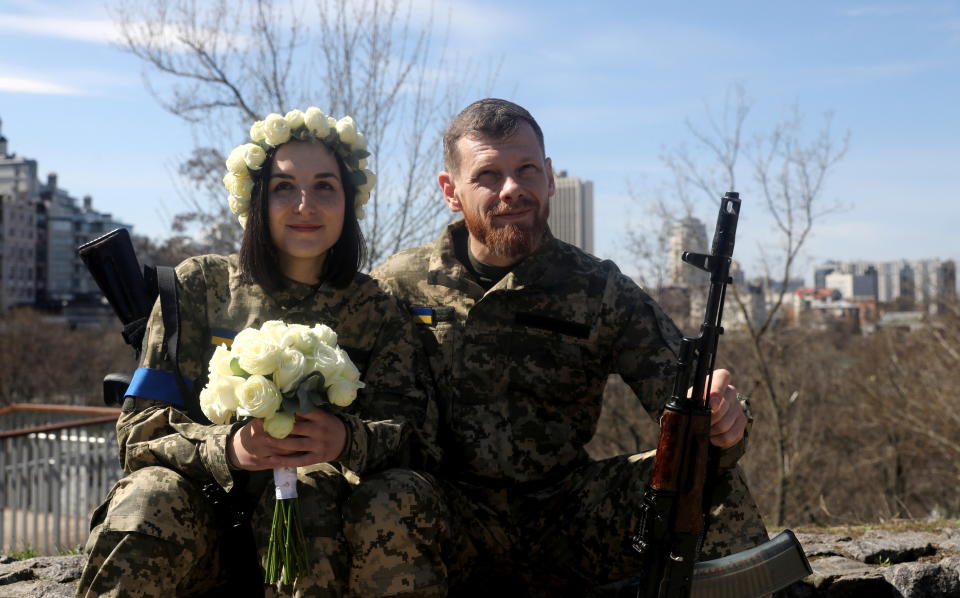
left=0, top=404, right=122, bottom=556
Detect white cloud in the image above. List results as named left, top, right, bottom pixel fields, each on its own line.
left=0, top=12, right=246, bottom=52
left=0, top=76, right=83, bottom=95
left=0, top=14, right=119, bottom=44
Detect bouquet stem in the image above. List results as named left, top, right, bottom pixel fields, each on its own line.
left=265, top=468, right=309, bottom=584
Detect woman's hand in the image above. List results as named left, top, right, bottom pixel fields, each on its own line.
left=227, top=410, right=347, bottom=471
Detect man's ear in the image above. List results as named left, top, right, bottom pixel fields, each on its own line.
left=545, top=157, right=556, bottom=198
left=438, top=171, right=462, bottom=213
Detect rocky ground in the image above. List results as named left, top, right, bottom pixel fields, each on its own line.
left=777, top=522, right=960, bottom=597
left=2, top=523, right=959, bottom=597
left=0, top=553, right=85, bottom=597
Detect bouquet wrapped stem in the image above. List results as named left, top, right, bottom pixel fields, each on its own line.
left=266, top=467, right=309, bottom=584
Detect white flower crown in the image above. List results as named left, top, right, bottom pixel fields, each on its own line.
left=223, top=107, right=377, bottom=227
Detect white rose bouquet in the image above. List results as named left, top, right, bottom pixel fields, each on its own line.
left=199, top=319, right=364, bottom=585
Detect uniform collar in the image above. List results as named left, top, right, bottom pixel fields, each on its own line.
left=427, top=220, right=562, bottom=296
left=258, top=271, right=338, bottom=311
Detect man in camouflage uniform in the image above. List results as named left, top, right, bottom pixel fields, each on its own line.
left=344, top=98, right=769, bottom=596
left=77, top=254, right=438, bottom=597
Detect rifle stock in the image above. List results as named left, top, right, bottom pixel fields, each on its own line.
left=77, top=228, right=156, bottom=355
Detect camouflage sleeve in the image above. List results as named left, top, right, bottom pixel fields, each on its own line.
left=117, top=257, right=238, bottom=491
left=609, top=272, right=681, bottom=420
left=611, top=273, right=753, bottom=467
left=336, top=293, right=440, bottom=475
left=117, top=398, right=243, bottom=490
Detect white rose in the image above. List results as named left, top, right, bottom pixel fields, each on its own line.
left=208, top=344, right=235, bottom=377
left=353, top=132, right=367, bottom=151
left=223, top=172, right=253, bottom=199
left=335, top=116, right=358, bottom=146
left=355, top=204, right=366, bottom=220
left=263, top=411, right=295, bottom=439
left=282, top=324, right=318, bottom=354
left=199, top=374, right=242, bottom=424
left=263, top=113, right=291, bottom=146
left=326, top=378, right=360, bottom=407
left=284, top=109, right=305, bottom=130
left=304, top=107, right=331, bottom=137
left=232, top=328, right=282, bottom=375
left=311, top=324, right=338, bottom=347
left=228, top=194, right=250, bottom=216
left=274, top=347, right=307, bottom=394
left=334, top=346, right=361, bottom=383
left=250, top=120, right=267, bottom=143
left=238, top=213, right=249, bottom=228
left=308, top=342, right=342, bottom=381
left=241, top=143, right=267, bottom=171
left=356, top=169, right=376, bottom=192
left=225, top=145, right=249, bottom=175
left=259, top=320, right=289, bottom=345
left=326, top=116, right=337, bottom=135
left=237, top=374, right=282, bottom=418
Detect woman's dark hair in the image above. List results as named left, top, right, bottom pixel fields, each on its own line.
left=239, top=143, right=366, bottom=290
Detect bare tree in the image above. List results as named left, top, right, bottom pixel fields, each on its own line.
left=625, top=84, right=850, bottom=525
left=623, top=182, right=674, bottom=297
left=112, top=0, right=495, bottom=266
left=0, top=309, right=134, bottom=407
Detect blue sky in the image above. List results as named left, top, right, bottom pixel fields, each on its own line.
left=1, top=1, right=957, bottom=283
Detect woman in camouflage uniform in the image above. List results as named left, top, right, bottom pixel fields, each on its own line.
left=76, top=109, right=438, bottom=598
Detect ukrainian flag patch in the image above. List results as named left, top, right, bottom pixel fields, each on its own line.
left=411, top=307, right=434, bottom=325
left=210, top=327, right=237, bottom=348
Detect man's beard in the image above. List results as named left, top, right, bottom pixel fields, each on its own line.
left=462, top=199, right=549, bottom=260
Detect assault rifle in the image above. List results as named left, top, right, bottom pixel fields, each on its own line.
left=629, top=192, right=811, bottom=597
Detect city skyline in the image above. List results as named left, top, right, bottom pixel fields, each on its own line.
left=0, top=1, right=957, bottom=283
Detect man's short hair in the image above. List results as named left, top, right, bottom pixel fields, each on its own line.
left=443, top=98, right=545, bottom=175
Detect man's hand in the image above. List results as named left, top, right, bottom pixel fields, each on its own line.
left=227, top=410, right=347, bottom=471
left=698, top=368, right=746, bottom=449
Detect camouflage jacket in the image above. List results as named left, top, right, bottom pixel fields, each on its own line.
left=120, top=254, right=439, bottom=492
left=372, top=221, right=695, bottom=486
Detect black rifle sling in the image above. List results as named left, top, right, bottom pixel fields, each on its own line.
left=157, top=267, right=264, bottom=594
left=157, top=266, right=209, bottom=424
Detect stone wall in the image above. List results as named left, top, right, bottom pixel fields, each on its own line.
left=3, top=526, right=960, bottom=597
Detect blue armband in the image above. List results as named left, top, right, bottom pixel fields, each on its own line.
left=125, top=367, right=196, bottom=407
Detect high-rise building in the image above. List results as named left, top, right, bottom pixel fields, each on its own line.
left=824, top=268, right=878, bottom=302
left=0, top=118, right=132, bottom=312
left=912, top=258, right=957, bottom=315
left=668, top=216, right=708, bottom=289
left=549, top=170, right=593, bottom=253
left=37, top=173, right=132, bottom=306
left=874, top=260, right=913, bottom=304
left=815, top=258, right=957, bottom=315
left=0, top=118, right=38, bottom=311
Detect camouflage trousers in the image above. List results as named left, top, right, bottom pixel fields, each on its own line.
left=77, top=464, right=351, bottom=598
left=343, top=452, right=768, bottom=597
